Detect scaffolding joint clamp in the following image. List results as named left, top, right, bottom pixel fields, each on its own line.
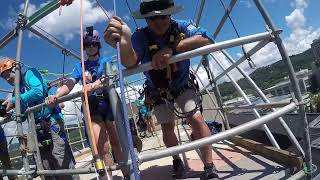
left=16, top=13, right=27, bottom=30
left=269, top=29, right=283, bottom=41
left=303, top=162, right=317, bottom=175
left=62, top=48, right=71, bottom=56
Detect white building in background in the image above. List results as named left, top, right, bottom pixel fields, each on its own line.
left=60, top=83, right=83, bottom=126
left=263, top=69, right=312, bottom=97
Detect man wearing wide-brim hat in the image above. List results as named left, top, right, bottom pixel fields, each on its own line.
left=105, top=0, right=219, bottom=179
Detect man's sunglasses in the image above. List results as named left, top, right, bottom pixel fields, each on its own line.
left=146, top=15, right=169, bottom=21
left=84, top=42, right=100, bottom=48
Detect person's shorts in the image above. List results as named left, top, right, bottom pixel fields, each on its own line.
left=85, top=95, right=114, bottom=122
left=39, top=121, right=79, bottom=180
left=153, top=88, right=200, bottom=124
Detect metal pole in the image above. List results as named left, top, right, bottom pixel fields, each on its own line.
left=190, top=67, right=230, bottom=129
left=194, top=56, right=204, bottom=75
left=48, top=75, right=71, bottom=88
left=202, top=55, right=230, bottom=129
left=123, top=32, right=273, bottom=77
left=194, top=0, right=206, bottom=27
left=113, top=0, right=140, bottom=178
left=0, top=166, right=124, bottom=176
left=28, top=112, right=45, bottom=180
left=213, top=39, right=270, bottom=81
left=0, top=88, right=12, bottom=93
left=132, top=85, right=139, bottom=133
left=253, top=0, right=312, bottom=178
left=25, top=0, right=60, bottom=28
left=25, top=90, right=83, bottom=114
left=0, top=30, right=17, bottom=50
left=210, top=54, right=281, bottom=149
left=14, top=1, right=31, bottom=179
left=203, top=102, right=291, bottom=110
left=139, top=103, right=296, bottom=163
left=200, top=39, right=270, bottom=92
left=81, top=96, right=94, bottom=149
left=125, top=82, right=139, bottom=134
left=220, top=49, right=305, bottom=156
left=28, top=26, right=81, bottom=61
left=105, top=63, right=135, bottom=180
left=73, top=100, right=85, bottom=150
left=176, top=119, right=190, bottom=169
left=0, top=0, right=60, bottom=50
left=213, top=0, right=237, bottom=39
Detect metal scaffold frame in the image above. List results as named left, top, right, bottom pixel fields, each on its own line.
left=0, top=0, right=313, bottom=179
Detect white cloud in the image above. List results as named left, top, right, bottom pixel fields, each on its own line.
left=285, top=9, right=305, bottom=29
left=282, top=0, right=320, bottom=55
left=216, top=0, right=320, bottom=82
left=0, top=6, right=19, bottom=30
left=4, top=0, right=111, bottom=42
left=240, top=0, right=253, bottom=8
left=294, top=0, right=308, bottom=9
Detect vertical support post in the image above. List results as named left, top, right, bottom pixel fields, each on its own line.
left=75, top=100, right=85, bottom=150
left=194, top=56, right=205, bottom=75
left=194, top=0, right=206, bottom=27
left=66, top=126, right=71, bottom=149
left=14, top=0, right=31, bottom=179
left=28, top=112, right=45, bottom=180
left=125, top=83, right=139, bottom=135
left=112, top=0, right=140, bottom=177
left=176, top=119, right=190, bottom=170
left=125, top=82, right=134, bottom=118
left=203, top=55, right=230, bottom=130
left=254, top=0, right=312, bottom=178
left=105, top=63, right=135, bottom=180
left=81, top=96, right=94, bottom=147
left=191, top=67, right=228, bottom=129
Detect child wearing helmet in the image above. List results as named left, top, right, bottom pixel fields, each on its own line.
left=0, top=57, right=78, bottom=180
left=45, top=27, right=130, bottom=179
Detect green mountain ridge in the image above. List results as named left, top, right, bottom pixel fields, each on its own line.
left=218, top=48, right=316, bottom=100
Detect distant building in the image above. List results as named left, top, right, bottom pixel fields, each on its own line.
left=311, top=37, right=320, bottom=61
left=263, top=69, right=311, bottom=96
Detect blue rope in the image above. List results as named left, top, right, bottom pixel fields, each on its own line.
left=113, top=0, right=140, bottom=179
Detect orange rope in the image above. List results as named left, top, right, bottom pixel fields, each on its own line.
left=79, top=0, right=98, bottom=155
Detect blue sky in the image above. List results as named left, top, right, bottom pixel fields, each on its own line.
left=0, top=0, right=320, bottom=99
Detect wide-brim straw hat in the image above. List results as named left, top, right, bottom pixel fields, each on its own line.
left=132, top=0, right=184, bottom=19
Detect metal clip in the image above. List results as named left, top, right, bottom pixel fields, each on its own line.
left=16, top=13, right=27, bottom=30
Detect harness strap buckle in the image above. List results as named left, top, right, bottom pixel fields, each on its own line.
left=159, top=89, right=174, bottom=102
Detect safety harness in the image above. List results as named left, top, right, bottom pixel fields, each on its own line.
left=143, top=21, right=185, bottom=89
left=142, top=21, right=202, bottom=118
left=18, top=68, right=66, bottom=147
